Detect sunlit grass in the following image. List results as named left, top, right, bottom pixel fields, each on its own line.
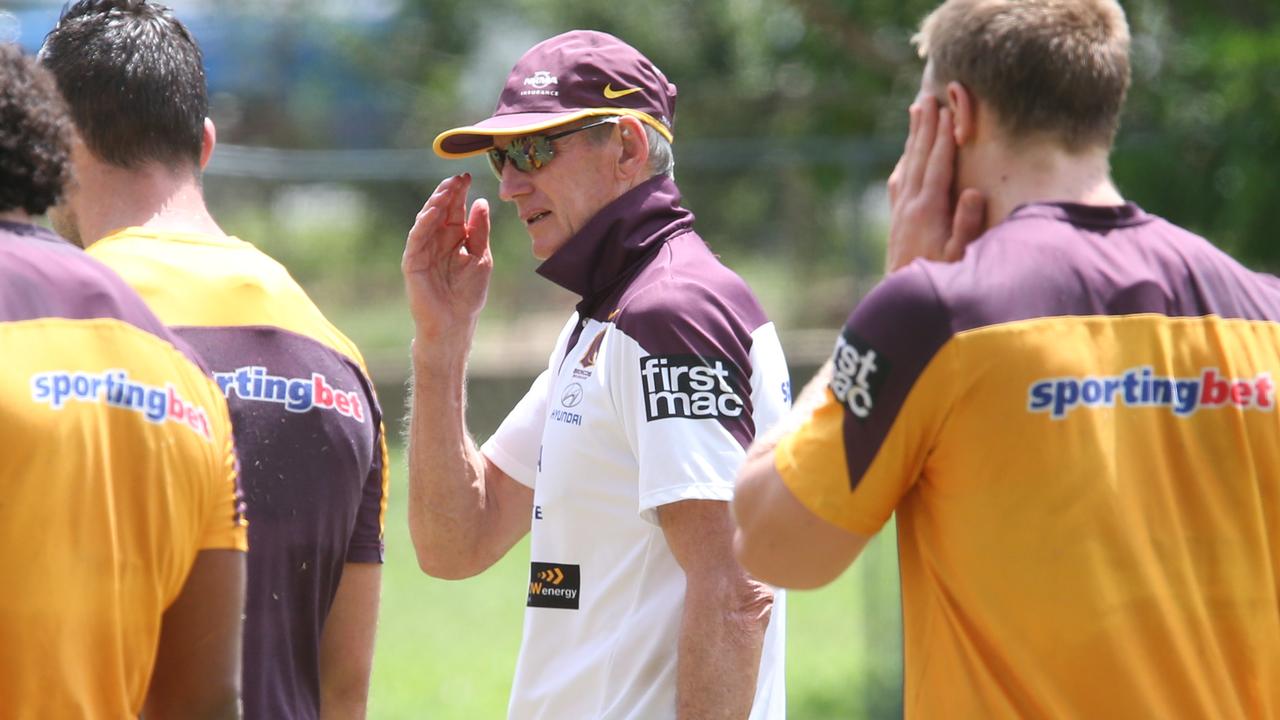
left=369, top=445, right=902, bottom=719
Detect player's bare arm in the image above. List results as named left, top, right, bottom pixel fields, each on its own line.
left=403, top=173, right=534, bottom=579
left=143, top=549, right=246, bottom=720
left=319, top=562, right=381, bottom=720
left=659, top=499, right=774, bottom=720
left=885, top=93, right=986, bottom=272
left=733, top=362, right=870, bottom=589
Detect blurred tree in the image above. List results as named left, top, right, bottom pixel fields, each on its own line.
left=192, top=0, right=1279, bottom=340
left=1118, top=0, right=1280, bottom=271
left=374, top=0, right=1280, bottom=317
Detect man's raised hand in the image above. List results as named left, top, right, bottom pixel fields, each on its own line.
left=402, top=173, right=493, bottom=343
left=885, top=95, right=986, bottom=273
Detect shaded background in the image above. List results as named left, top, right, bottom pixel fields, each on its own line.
left=5, top=0, right=1279, bottom=716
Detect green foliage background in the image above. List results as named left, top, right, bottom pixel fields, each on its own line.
left=188, top=0, right=1280, bottom=370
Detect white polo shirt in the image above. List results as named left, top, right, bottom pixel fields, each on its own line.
left=482, top=176, right=789, bottom=720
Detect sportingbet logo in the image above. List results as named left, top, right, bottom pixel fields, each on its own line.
left=639, top=354, right=744, bottom=421
left=1028, top=366, right=1275, bottom=419
left=213, top=366, right=365, bottom=422
left=30, top=369, right=213, bottom=440
left=830, top=329, right=886, bottom=420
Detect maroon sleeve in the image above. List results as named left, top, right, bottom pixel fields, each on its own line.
left=347, top=408, right=386, bottom=564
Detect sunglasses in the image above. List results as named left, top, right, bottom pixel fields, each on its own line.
left=487, top=116, right=621, bottom=180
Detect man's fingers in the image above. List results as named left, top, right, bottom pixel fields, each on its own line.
left=887, top=160, right=904, bottom=205
left=905, top=97, right=939, bottom=196
left=464, top=198, right=492, bottom=260
left=423, top=175, right=461, bottom=214
left=446, top=173, right=473, bottom=228
left=922, top=109, right=955, bottom=197
left=945, top=188, right=987, bottom=262
left=405, top=205, right=444, bottom=258
left=899, top=103, right=923, bottom=197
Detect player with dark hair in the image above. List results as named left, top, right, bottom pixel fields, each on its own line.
left=41, top=4, right=389, bottom=718
left=0, top=42, right=246, bottom=719
left=734, top=0, right=1280, bottom=717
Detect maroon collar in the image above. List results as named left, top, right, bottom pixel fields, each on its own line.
left=1007, top=201, right=1150, bottom=229
left=536, top=175, right=694, bottom=304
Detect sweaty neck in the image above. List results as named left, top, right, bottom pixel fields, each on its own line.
left=970, top=140, right=1125, bottom=232
left=76, top=158, right=224, bottom=247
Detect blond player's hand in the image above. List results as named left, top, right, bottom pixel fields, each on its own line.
left=402, top=173, right=492, bottom=344
left=886, top=95, right=986, bottom=273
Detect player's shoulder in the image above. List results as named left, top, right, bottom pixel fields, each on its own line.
left=616, top=231, right=770, bottom=340
left=0, top=222, right=185, bottom=341
left=853, top=262, right=950, bottom=334
left=216, top=238, right=370, bottom=368
left=100, top=228, right=371, bottom=369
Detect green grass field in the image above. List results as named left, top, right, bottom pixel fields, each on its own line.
left=368, top=446, right=903, bottom=719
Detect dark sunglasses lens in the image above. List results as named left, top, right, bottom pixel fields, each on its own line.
left=511, top=138, right=538, bottom=172
left=487, top=149, right=505, bottom=179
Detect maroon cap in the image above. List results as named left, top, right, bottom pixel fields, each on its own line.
left=433, top=30, right=677, bottom=158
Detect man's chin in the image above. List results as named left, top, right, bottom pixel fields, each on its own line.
left=528, top=228, right=569, bottom=262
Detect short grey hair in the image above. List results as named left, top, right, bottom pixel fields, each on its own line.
left=645, top=125, right=674, bottom=180
left=582, top=117, right=674, bottom=180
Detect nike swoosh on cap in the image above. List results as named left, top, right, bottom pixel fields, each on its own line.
left=603, top=83, right=642, bottom=99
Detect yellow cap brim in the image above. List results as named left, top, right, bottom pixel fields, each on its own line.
left=433, top=108, right=674, bottom=159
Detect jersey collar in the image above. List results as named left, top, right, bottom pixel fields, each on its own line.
left=536, top=175, right=694, bottom=303
left=0, top=220, right=69, bottom=246
left=1007, top=201, right=1151, bottom=229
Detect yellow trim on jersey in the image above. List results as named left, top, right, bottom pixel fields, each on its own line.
left=433, top=108, right=675, bottom=159
left=89, top=228, right=370, bottom=374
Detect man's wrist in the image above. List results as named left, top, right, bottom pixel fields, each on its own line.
left=410, top=333, right=472, bottom=378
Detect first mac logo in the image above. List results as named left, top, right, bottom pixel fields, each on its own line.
left=830, top=328, right=887, bottom=420
left=639, top=354, right=744, bottom=421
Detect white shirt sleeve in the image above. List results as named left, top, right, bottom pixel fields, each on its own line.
left=609, top=327, right=789, bottom=525
left=481, top=368, right=551, bottom=489
left=480, top=314, right=580, bottom=488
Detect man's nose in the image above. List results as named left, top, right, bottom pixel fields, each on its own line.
left=497, top=161, right=533, bottom=202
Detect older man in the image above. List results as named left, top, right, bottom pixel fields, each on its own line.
left=403, top=30, right=788, bottom=720
left=733, top=0, right=1280, bottom=717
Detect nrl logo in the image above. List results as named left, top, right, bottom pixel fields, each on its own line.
left=524, top=71, right=558, bottom=89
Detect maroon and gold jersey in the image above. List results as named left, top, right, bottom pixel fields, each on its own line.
left=0, top=221, right=245, bottom=718
left=88, top=227, right=388, bottom=720
left=778, top=204, right=1280, bottom=718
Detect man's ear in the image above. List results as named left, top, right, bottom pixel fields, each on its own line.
left=200, top=117, right=216, bottom=170
left=616, top=116, right=650, bottom=181
left=946, top=81, right=976, bottom=147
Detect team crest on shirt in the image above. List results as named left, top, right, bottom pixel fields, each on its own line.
left=639, top=354, right=744, bottom=421
left=573, top=328, right=608, bottom=379
left=830, top=328, right=888, bottom=421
